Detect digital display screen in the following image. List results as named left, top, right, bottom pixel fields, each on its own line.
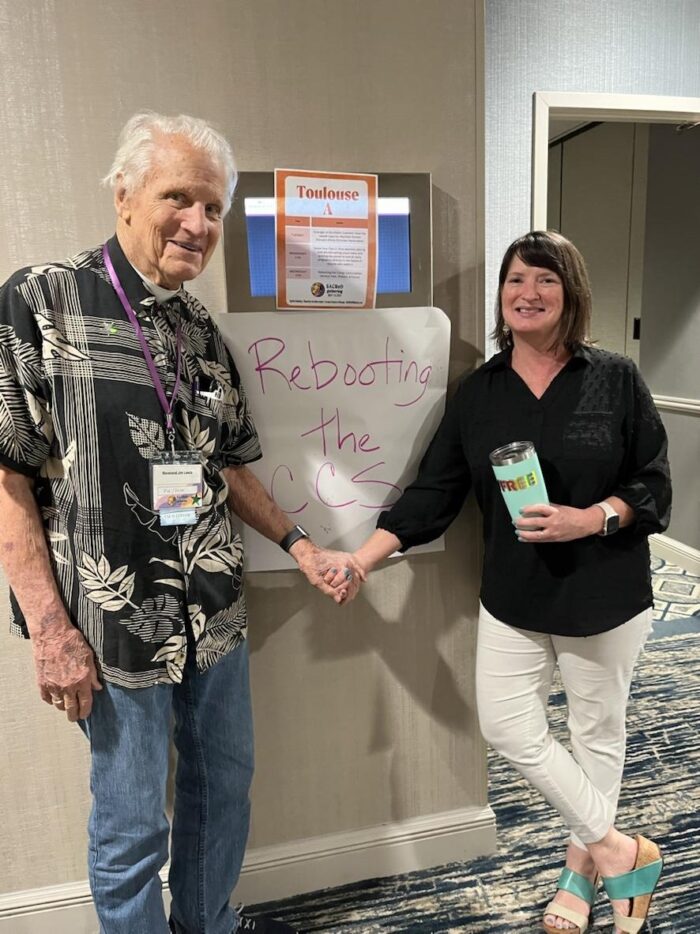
left=244, top=198, right=412, bottom=298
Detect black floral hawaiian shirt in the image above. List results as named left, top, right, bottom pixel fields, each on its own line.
left=0, top=234, right=262, bottom=687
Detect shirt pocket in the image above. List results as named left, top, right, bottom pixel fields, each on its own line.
left=561, top=411, right=615, bottom=461
left=194, top=387, right=244, bottom=458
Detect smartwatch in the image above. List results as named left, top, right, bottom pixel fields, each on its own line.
left=279, top=524, right=310, bottom=552
left=594, top=501, right=620, bottom=536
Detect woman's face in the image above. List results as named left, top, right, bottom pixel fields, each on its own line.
left=500, top=256, right=565, bottom=345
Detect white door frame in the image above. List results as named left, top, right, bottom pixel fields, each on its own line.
left=531, top=91, right=700, bottom=229
left=531, top=91, right=700, bottom=365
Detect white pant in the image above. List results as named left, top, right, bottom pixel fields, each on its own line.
left=476, top=603, right=652, bottom=847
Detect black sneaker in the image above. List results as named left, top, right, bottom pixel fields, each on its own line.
left=237, top=909, right=298, bottom=933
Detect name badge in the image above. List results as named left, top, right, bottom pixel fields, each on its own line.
left=150, top=452, right=204, bottom=526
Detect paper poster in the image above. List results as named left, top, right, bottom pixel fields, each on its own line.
left=214, top=307, right=450, bottom=571
left=275, top=168, right=378, bottom=310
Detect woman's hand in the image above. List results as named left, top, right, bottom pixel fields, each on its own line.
left=323, top=555, right=367, bottom=604
left=319, top=529, right=402, bottom=604
left=290, top=540, right=367, bottom=603
left=515, top=503, right=603, bottom=543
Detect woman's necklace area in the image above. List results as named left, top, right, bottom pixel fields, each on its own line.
left=511, top=346, right=571, bottom=399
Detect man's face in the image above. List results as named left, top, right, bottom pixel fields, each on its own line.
left=116, top=134, right=227, bottom=288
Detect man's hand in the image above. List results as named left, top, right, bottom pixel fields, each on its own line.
left=222, top=465, right=367, bottom=603
left=289, top=539, right=366, bottom=604
left=32, top=616, right=102, bottom=722
left=322, top=557, right=366, bottom=605
left=319, top=529, right=404, bottom=604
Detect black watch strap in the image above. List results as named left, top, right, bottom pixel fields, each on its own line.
left=279, top=525, right=310, bottom=552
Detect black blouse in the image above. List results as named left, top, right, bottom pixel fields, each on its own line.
left=378, top=345, right=672, bottom=636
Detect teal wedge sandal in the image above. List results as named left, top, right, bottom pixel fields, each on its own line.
left=601, top=834, right=663, bottom=934
left=542, top=868, right=598, bottom=934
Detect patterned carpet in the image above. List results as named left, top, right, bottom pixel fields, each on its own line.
left=250, top=557, right=700, bottom=933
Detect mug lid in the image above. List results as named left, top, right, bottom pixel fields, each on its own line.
left=489, top=441, right=535, bottom=466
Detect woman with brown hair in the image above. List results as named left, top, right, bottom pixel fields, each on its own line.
left=330, top=231, right=670, bottom=933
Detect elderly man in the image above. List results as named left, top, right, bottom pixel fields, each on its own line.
left=0, top=113, right=363, bottom=934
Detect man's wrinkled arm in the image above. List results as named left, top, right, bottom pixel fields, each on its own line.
left=0, top=468, right=64, bottom=629
left=222, top=465, right=365, bottom=602
left=0, top=466, right=101, bottom=718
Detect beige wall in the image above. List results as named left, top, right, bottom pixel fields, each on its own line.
left=0, top=0, right=484, bottom=894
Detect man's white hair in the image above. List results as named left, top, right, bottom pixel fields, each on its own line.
left=103, top=112, right=237, bottom=214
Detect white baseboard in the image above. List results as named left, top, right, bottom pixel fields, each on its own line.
left=650, top=533, right=700, bottom=575
left=0, top=805, right=496, bottom=933
left=235, top=804, right=496, bottom=903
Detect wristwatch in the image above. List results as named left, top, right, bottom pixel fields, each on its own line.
left=279, top=524, right=310, bottom=552
left=594, top=501, right=620, bottom=536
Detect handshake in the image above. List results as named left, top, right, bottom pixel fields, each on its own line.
left=290, top=540, right=368, bottom=606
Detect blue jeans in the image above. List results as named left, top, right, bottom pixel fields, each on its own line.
left=79, top=640, right=254, bottom=934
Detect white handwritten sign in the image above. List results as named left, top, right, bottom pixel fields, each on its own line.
left=214, top=307, right=450, bottom=571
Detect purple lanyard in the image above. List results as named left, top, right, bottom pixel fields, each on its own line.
left=102, top=244, right=182, bottom=449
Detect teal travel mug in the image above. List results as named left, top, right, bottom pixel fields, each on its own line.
left=489, top=441, right=549, bottom=523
